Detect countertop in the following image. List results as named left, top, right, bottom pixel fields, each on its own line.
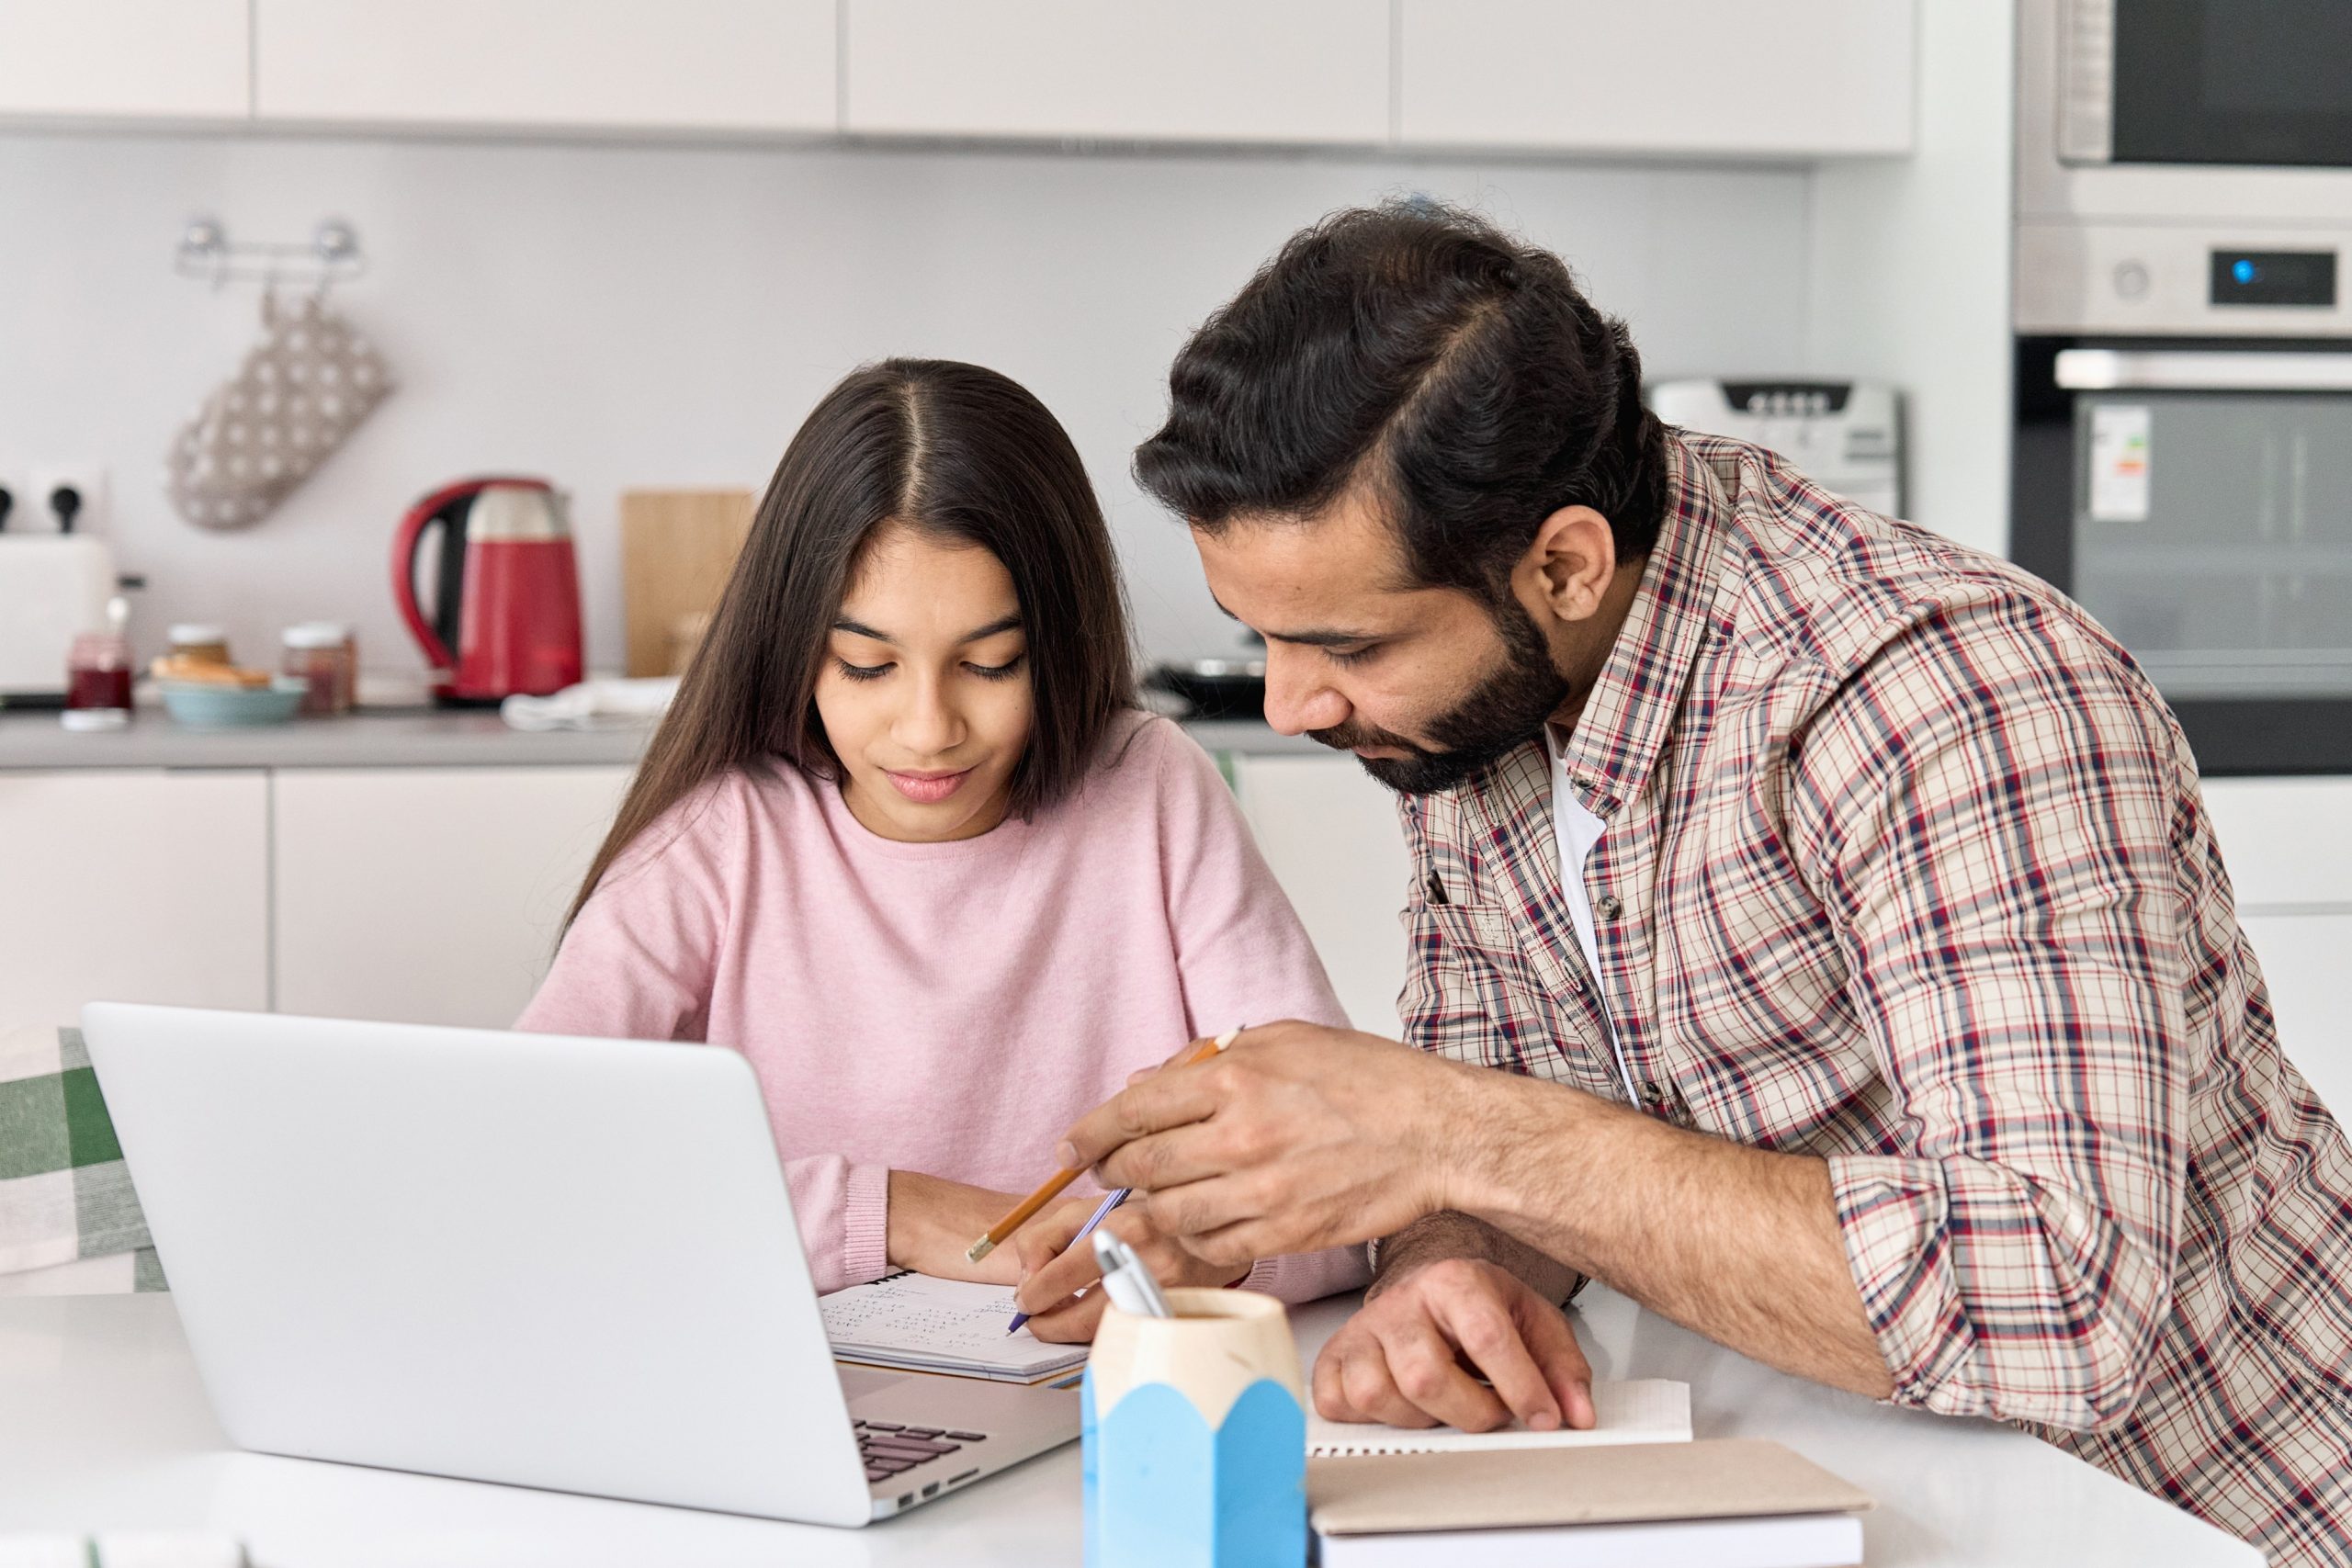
left=0, top=710, right=1325, bottom=771
left=0, top=1289, right=2256, bottom=1567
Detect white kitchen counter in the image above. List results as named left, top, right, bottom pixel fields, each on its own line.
left=0, top=710, right=1321, bottom=771
left=0, top=1288, right=2258, bottom=1568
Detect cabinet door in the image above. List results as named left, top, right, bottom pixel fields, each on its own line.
left=0, top=771, right=268, bottom=1030
left=1399, top=0, right=1913, bottom=156
left=1228, top=753, right=1411, bottom=1035
left=2198, top=777, right=2352, bottom=913
left=254, top=0, right=835, bottom=132
left=844, top=0, right=1389, bottom=145
left=0, top=0, right=247, bottom=119
left=274, top=766, right=630, bottom=1029
left=2236, top=913, right=2352, bottom=1122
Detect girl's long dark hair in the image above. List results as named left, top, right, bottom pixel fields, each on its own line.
left=565, top=359, right=1136, bottom=933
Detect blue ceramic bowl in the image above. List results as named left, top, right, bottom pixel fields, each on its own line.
left=159, top=676, right=309, bottom=728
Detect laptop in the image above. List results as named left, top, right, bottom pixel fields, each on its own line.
left=78, top=1001, right=1081, bottom=1525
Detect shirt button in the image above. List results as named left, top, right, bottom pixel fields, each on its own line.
left=1597, top=893, right=1623, bottom=919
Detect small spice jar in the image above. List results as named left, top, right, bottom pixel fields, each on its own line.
left=281, top=623, right=356, bottom=716
left=166, top=623, right=232, bottom=667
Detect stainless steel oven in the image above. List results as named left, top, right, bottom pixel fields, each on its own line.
left=2015, top=0, right=2352, bottom=773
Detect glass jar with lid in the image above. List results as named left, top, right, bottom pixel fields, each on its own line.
left=281, top=623, right=356, bottom=716
left=166, top=623, right=232, bottom=667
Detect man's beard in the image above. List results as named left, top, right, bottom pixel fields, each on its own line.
left=1309, top=600, right=1571, bottom=795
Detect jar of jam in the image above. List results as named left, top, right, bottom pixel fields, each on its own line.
left=63, top=600, right=134, bottom=732
left=281, top=622, right=356, bottom=716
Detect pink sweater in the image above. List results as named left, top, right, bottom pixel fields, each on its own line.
left=517, top=712, right=1369, bottom=1302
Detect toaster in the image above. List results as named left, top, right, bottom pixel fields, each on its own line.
left=0, top=536, right=118, bottom=704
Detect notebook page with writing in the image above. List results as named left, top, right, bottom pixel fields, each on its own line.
left=820, top=1271, right=1088, bottom=1383
left=1308, top=1378, right=1690, bottom=1457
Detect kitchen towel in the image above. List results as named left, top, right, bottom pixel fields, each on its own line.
left=166, top=291, right=392, bottom=531
left=500, top=676, right=679, bottom=732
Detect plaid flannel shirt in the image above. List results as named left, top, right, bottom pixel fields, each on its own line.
left=0, top=1025, right=163, bottom=1292
left=1397, top=432, right=2352, bottom=1565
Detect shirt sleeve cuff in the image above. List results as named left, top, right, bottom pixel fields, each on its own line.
left=839, top=1161, right=893, bottom=1287
left=1826, top=1150, right=1978, bottom=1414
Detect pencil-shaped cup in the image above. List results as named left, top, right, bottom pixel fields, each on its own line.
left=1082, top=1288, right=1306, bottom=1568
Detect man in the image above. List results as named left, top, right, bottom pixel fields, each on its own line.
left=1014, top=204, right=2352, bottom=1564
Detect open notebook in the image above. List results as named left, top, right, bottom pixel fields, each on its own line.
left=1308, top=1378, right=1690, bottom=1457
left=820, top=1271, right=1089, bottom=1384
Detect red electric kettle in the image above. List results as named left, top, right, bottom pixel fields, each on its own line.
left=392, top=476, right=583, bottom=705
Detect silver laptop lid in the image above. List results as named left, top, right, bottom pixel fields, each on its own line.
left=80, top=1003, right=873, bottom=1525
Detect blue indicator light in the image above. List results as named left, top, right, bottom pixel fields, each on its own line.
left=2233, top=258, right=2257, bottom=284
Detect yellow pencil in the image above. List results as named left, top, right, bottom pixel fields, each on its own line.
left=965, top=1026, right=1243, bottom=1264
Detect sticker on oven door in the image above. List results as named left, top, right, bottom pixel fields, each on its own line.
left=2087, top=404, right=2152, bottom=523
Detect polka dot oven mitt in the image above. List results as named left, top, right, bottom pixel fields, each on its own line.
left=166, top=292, right=393, bottom=531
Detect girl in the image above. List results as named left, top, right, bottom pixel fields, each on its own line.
left=518, top=359, right=1366, bottom=1338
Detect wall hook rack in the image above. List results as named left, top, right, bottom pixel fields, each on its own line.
left=175, top=216, right=368, bottom=294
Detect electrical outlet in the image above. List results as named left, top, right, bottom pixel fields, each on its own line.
left=0, top=459, right=33, bottom=535
left=28, top=464, right=107, bottom=536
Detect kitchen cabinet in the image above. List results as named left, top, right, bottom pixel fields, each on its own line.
left=0, top=771, right=267, bottom=1031
left=1229, top=752, right=1411, bottom=1036
left=0, top=0, right=247, bottom=120
left=253, top=0, right=835, bottom=132
left=1398, top=0, right=1914, bottom=157
left=842, top=0, right=1389, bottom=146
left=273, top=766, right=631, bottom=1029
left=2200, top=778, right=2352, bottom=1118
left=2236, top=913, right=2352, bottom=1122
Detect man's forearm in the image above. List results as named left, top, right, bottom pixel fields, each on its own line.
left=1372, top=1209, right=1580, bottom=1306
left=1438, top=1069, right=1895, bottom=1400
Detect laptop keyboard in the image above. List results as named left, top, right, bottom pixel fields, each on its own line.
left=856, top=1419, right=989, bottom=1485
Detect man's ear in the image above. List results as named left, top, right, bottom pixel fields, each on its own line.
left=1517, top=505, right=1618, bottom=626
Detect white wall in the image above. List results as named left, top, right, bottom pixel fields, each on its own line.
left=1804, top=0, right=2015, bottom=558
left=0, top=131, right=1814, bottom=676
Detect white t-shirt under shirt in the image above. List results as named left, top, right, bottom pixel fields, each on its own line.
left=1544, top=723, right=1640, bottom=1103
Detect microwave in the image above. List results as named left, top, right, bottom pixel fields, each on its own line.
left=2016, top=1, right=2352, bottom=775
left=2013, top=0, right=2352, bottom=305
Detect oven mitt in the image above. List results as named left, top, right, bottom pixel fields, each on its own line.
left=166, top=291, right=393, bottom=531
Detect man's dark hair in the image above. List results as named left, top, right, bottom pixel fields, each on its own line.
left=1134, top=201, right=1668, bottom=596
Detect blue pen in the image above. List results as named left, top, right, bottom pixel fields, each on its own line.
left=1007, top=1187, right=1128, bottom=1335
left=1004, top=1024, right=1247, bottom=1336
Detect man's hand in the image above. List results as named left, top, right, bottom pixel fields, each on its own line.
left=1315, top=1258, right=1595, bottom=1433
left=1008, top=1201, right=1249, bottom=1343
left=1054, top=1021, right=1474, bottom=1269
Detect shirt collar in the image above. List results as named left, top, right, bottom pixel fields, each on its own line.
left=1552, top=432, right=1731, bottom=820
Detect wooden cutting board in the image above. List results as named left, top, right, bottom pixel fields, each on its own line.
left=619, top=490, right=755, bottom=677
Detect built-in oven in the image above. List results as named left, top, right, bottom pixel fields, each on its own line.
left=2014, top=0, right=2352, bottom=774
left=2014, top=336, right=2352, bottom=773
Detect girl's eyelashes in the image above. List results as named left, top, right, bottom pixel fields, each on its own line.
left=831, top=654, right=1025, bottom=682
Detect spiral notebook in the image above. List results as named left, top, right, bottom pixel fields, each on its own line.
left=1307, top=1378, right=1690, bottom=1457
left=820, top=1271, right=1091, bottom=1384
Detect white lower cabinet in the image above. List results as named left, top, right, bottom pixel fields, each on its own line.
left=0, top=770, right=268, bottom=1030
left=273, top=766, right=631, bottom=1029
left=1228, top=753, right=1411, bottom=1037
left=2234, top=913, right=2352, bottom=1121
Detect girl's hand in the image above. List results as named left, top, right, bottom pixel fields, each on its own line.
left=1008, top=1199, right=1250, bottom=1342
left=885, top=1170, right=1031, bottom=1286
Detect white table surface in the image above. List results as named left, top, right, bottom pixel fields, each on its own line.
left=0, top=1289, right=2258, bottom=1567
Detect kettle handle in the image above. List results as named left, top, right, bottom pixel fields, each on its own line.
left=390, top=480, right=477, bottom=675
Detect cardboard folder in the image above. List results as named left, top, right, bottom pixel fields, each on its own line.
left=1309, top=1437, right=1874, bottom=1536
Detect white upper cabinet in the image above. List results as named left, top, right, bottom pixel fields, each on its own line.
left=1399, top=0, right=1915, bottom=157
left=253, top=0, right=836, bottom=132
left=0, top=0, right=248, bottom=119
left=843, top=0, right=1390, bottom=146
